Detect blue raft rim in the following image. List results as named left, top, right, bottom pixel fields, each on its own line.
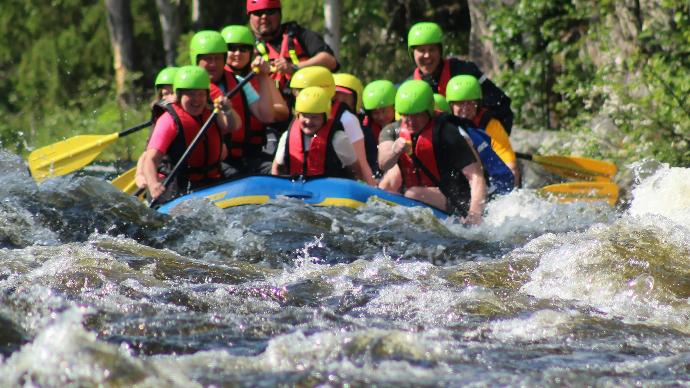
left=156, top=175, right=450, bottom=219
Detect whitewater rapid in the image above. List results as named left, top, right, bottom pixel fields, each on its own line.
left=0, top=151, right=688, bottom=386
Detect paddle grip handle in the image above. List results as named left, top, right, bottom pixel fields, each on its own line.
left=149, top=71, right=258, bottom=208
left=515, top=152, right=533, bottom=161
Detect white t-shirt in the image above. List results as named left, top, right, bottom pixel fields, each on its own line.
left=339, top=110, right=364, bottom=143
left=274, top=130, right=357, bottom=168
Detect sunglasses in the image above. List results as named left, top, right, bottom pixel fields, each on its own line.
left=251, top=8, right=279, bottom=17
left=227, top=44, right=253, bottom=53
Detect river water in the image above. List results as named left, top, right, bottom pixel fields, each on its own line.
left=0, top=150, right=688, bottom=386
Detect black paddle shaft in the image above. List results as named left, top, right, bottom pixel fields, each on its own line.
left=119, top=119, right=154, bottom=137
left=149, top=71, right=258, bottom=208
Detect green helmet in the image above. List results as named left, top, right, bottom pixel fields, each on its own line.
left=221, top=25, right=255, bottom=46
left=433, top=93, right=450, bottom=113
left=155, top=67, right=179, bottom=87
left=408, top=22, right=443, bottom=51
left=446, top=75, right=482, bottom=102
left=189, top=30, right=227, bottom=64
left=362, top=80, right=396, bottom=110
left=174, top=65, right=210, bottom=93
left=395, top=80, right=434, bottom=115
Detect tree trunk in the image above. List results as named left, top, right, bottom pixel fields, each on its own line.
left=323, top=0, right=341, bottom=58
left=466, top=0, right=500, bottom=77
left=191, top=0, right=201, bottom=30
left=104, top=0, right=135, bottom=106
left=155, top=0, right=181, bottom=66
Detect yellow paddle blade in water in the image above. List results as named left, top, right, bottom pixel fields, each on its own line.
left=540, top=181, right=619, bottom=206
left=28, top=133, right=120, bottom=182
left=111, top=166, right=138, bottom=195
left=517, top=153, right=617, bottom=181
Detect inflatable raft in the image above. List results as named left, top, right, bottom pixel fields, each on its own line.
left=156, top=176, right=449, bottom=218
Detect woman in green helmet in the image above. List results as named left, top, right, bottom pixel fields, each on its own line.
left=134, top=66, right=180, bottom=189
left=138, top=66, right=241, bottom=201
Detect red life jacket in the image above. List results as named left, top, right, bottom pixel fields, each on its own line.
left=210, top=68, right=264, bottom=158
left=168, top=103, right=224, bottom=183
left=285, top=116, right=342, bottom=177
left=397, top=120, right=441, bottom=188
left=255, top=25, right=309, bottom=90
left=413, top=58, right=452, bottom=96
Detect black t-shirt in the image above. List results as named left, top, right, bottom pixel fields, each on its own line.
left=265, top=22, right=340, bottom=72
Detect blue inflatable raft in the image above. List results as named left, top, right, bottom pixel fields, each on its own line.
left=156, top=176, right=449, bottom=218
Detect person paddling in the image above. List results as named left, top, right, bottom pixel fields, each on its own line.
left=134, top=66, right=179, bottom=189
left=271, top=86, right=360, bottom=180
left=190, top=30, right=276, bottom=177
left=138, top=66, right=240, bottom=201
left=289, top=67, right=377, bottom=186
left=221, top=25, right=289, bottom=173
left=446, top=74, right=521, bottom=188
left=246, top=0, right=339, bottom=96
left=407, top=21, right=514, bottom=134
left=377, top=80, right=487, bottom=225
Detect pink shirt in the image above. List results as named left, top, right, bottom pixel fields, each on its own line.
left=146, top=112, right=178, bottom=154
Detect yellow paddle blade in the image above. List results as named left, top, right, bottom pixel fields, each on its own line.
left=532, top=155, right=617, bottom=181
left=28, top=133, right=120, bottom=182
left=111, top=166, right=138, bottom=195
left=539, top=181, right=619, bottom=206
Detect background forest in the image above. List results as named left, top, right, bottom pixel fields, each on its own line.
left=0, top=0, right=688, bottom=168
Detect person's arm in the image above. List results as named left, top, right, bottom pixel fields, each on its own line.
left=351, top=139, right=376, bottom=186
left=140, top=148, right=165, bottom=199
left=268, top=78, right=289, bottom=121
left=214, top=97, right=240, bottom=133
left=248, top=57, right=276, bottom=123
left=135, top=153, right=147, bottom=189
left=274, top=51, right=338, bottom=75
left=297, top=51, right=338, bottom=72
left=140, top=113, right=177, bottom=191
left=444, top=123, right=486, bottom=224
left=377, top=122, right=410, bottom=172
left=271, top=132, right=288, bottom=175
left=378, top=138, right=411, bottom=172
left=461, top=161, right=487, bottom=225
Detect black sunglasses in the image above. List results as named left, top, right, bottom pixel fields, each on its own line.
left=227, top=44, right=253, bottom=53
left=251, top=8, right=279, bottom=17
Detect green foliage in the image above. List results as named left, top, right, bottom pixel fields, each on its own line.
left=487, top=0, right=689, bottom=166
left=1, top=0, right=686, bottom=169
left=282, top=0, right=470, bottom=85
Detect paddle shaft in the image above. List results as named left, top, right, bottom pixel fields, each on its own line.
left=149, top=71, right=257, bottom=208
left=119, top=119, right=154, bottom=137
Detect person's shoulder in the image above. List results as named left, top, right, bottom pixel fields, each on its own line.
left=447, top=57, right=482, bottom=77
left=283, top=21, right=305, bottom=35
